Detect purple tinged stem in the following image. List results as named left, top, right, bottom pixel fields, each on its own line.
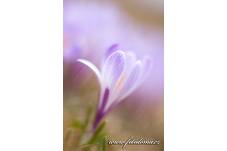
left=93, top=88, right=109, bottom=130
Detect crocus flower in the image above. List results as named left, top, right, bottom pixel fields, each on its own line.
left=63, top=1, right=163, bottom=98
left=77, top=50, right=152, bottom=129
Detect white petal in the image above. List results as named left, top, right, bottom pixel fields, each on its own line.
left=104, top=60, right=143, bottom=112
left=141, top=56, right=152, bottom=81
left=77, top=59, right=102, bottom=85
left=101, top=50, right=126, bottom=89
left=103, top=52, right=138, bottom=111
left=117, top=60, right=143, bottom=101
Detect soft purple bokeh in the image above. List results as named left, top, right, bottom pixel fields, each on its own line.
left=64, top=1, right=163, bottom=103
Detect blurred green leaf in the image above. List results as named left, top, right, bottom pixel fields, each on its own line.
left=73, top=106, right=94, bottom=149
left=82, top=106, right=93, bottom=131
left=87, top=121, right=106, bottom=144
left=98, top=137, right=106, bottom=151
left=71, top=106, right=93, bottom=131
left=71, top=119, right=84, bottom=129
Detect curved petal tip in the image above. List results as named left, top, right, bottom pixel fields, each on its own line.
left=77, top=59, right=102, bottom=84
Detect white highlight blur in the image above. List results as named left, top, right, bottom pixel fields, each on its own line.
left=165, top=0, right=227, bottom=150
left=0, top=0, right=62, bottom=151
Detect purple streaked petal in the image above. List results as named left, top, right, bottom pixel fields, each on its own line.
left=124, top=56, right=152, bottom=95
left=77, top=59, right=102, bottom=85
left=110, top=52, right=136, bottom=93
left=103, top=52, right=137, bottom=111
left=118, top=60, right=143, bottom=101
left=124, top=51, right=137, bottom=72
left=102, top=50, right=125, bottom=88
left=141, top=56, right=152, bottom=81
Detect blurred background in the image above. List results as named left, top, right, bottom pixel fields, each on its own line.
left=64, top=0, right=163, bottom=150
